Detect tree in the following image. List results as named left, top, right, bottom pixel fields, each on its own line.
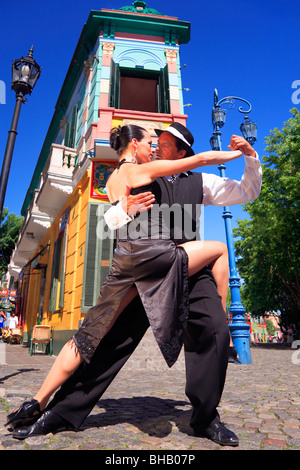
left=265, top=319, right=276, bottom=337
left=233, top=108, right=300, bottom=326
left=0, top=208, right=23, bottom=277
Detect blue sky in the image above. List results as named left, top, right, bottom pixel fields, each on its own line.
left=0, top=0, right=299, bottom=244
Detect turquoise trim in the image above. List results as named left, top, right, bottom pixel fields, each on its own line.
left=103, top=37, right=179, bottom=51
left=87, top=41, right=102, bottom=129
left=94, top=139, right=110, bottom=147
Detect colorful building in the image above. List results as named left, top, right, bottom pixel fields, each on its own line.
left=7, top=2, right=191, bottom=353
left=244, top=313, right=282, bottom=343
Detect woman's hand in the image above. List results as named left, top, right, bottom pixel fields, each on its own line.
left=121, top=185, right=155, bottom=216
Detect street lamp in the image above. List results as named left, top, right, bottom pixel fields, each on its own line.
left=0, top=46, right=41, bottom=222
left=210, top=88, right=257, bottom=364
left=240, top=116, right=257, bottom=145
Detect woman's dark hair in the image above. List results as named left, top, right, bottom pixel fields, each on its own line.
left=110, top=124, right=146, bottom=156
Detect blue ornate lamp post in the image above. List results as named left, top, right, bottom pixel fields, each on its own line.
left=210, top=88, right=257, bottom=364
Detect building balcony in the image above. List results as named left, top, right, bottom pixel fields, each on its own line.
left=36, top=143, right=76, bottom=218
left=8, top=189, right=52, bottom=277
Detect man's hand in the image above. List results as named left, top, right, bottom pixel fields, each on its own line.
left=120, top=185, right=155, bottom=216
left=228, top=135, right=256, bottom=158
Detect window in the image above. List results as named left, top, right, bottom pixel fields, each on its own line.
left=109, top=60, right=170, bottom=114
left=64, top=104, right=78, bottom=148
left=120, top=75, right=158, bottom=112
left=49, top=229, right=67, bottom=311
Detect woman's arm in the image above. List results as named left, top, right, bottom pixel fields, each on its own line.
left=126, top=149, right=243, bottom=187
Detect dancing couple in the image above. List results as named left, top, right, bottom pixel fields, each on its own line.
left=7, top=122, right=261, bottom=446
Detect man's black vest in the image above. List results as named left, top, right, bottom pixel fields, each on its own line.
left=154, top=172, right=204, bottom=245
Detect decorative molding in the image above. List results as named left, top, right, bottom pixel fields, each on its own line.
left=33, top=219, right=52, bottom=229
left=115, top=48, right=165, bottom=68
left=50, top=182, right=73, bottom=194
left=119, top=1, right=163, bottom=16
left=165, top=48, right=178, bottom=64
left=102, top=42, right=115, bottom=57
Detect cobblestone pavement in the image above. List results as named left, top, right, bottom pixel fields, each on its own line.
left=0, top=342, right=299, bottom=452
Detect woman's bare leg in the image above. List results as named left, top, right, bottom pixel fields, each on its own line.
left=33, top=286, right=138, bottom=411
left=33, top=339, right=83, bottom=411
left=180, top=240, right=234, bottom=348
left=180, top=240, right=229, bottom=307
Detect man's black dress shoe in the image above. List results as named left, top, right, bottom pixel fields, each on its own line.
left=6, top=399, right=41, bottom=429
left=12, top=410, right=75, bottom=440
left=194, top=422, right=239, bottom=447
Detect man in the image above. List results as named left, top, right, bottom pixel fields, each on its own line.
left=8, top=312, right=18, bottom=329
left=13, top=123, right=262, bottom=446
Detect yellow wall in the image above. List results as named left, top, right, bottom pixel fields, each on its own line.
left=22, top=167, right=108, bottom=336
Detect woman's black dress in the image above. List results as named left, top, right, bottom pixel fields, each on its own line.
left=73, top=165, right=189, bottom=368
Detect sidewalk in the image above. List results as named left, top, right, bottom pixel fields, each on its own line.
left=0, top=341, right=299, bottom=451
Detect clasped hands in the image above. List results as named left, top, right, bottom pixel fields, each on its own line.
left=228, top=135, right=256, bottom=158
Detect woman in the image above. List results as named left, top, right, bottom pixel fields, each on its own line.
left=0, top=310, right=6, bottom=338
left=6, top=124, right=242, bottom=430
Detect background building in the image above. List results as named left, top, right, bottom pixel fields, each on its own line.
left=7, top=1, right=191, bottom=353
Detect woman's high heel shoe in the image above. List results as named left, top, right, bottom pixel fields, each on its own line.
left=228, top=346, right=241, bottom=364
left=6, top=399, right=41, bottom=429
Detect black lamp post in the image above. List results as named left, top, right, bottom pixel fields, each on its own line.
left=0, top=46, right=41, bottom=222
